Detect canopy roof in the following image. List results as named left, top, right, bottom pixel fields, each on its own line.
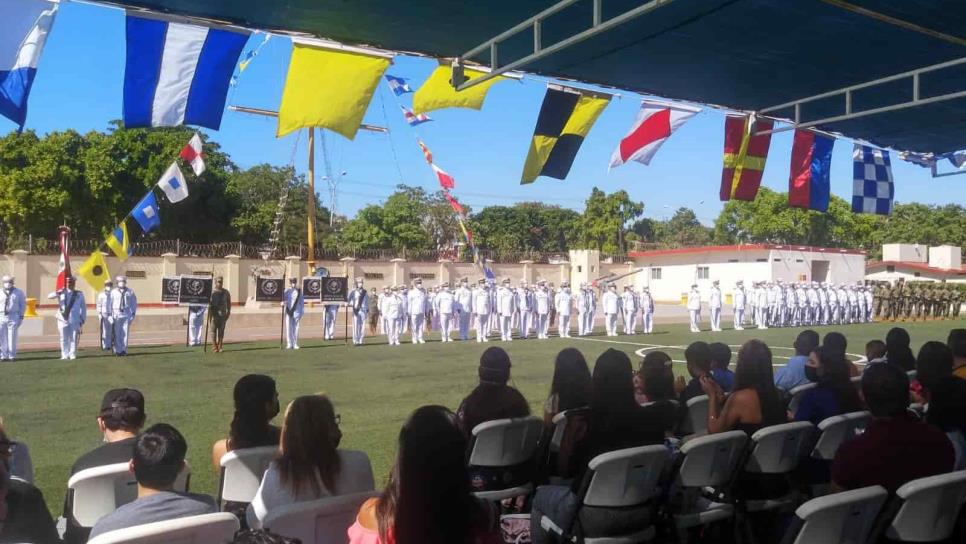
left=110, top=0, right=965, bottom=154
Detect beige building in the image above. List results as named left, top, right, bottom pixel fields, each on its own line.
left=865, top=244, right=965, bottom=284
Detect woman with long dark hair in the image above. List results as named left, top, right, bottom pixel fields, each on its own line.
left=886, top=327, right=916, bottom=372
left=211, top=374, right=281, bottom=470
left=348, top=405, right=499, bottom=544
left=916, top=341, right=966, bottom=469
left=635, top=351, right=679, bottom=435
left=543, top=348, right=592, bottom=424
left=793, top=345, right=864, bottom=425
left=248, top=395, right=374, bottom=528
left=702, top=339, right=785, bottom=435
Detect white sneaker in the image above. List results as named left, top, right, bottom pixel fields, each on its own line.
left=69, top=354, right=77, bottom=360
left=293, top=345, right=300, bottom=350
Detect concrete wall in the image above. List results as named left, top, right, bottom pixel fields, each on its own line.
left=866, top=269, right=966, bottom=284
left=928, top=245, right=962, bottom=270
left=882, top=244, right=927, bottom=263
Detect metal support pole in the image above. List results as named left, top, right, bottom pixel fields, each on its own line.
left=307, top=128, right=317, bottom=271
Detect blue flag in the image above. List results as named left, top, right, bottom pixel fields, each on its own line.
left=1, top=0, right=59, bottom=128
left=851, top=144, right=894, bottom=215
left=131, top=192, right=161, bottom=233
left=385, top=74, right=412, bottom=95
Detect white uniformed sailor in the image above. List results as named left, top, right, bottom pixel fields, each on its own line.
left=435, top=282, right=456, bottom=342
left=96, top=280, right=114, bottom=350
left=621, top=286, right=638, bottom=335
left=687, top=284, right=701, bottom=333
left=575, top=282, right=591, bottom=336
left=381, top=286, right=402, bottom=345
left=282, top=277, right=304, bottom=349
left=515, top=281, right=533, bottom=340
left=709, top=280, right=722, bottom=332
left=110, top=275, right=137, bottom=356
left=533, top=281, right=551, bottom=339
left=347, top=278, right=369, bottom=345
left=496, top=279, right=516, bottom=341
left=602, top=283, right=621, bottom=337
left=554, top=282, right=573, bottom=338
left=0, top=275, right=26, bottom=361
left=639, top=286, right=655, bottom=334
left=408, top=279, right=428, bottom=344
left=454, top=278, right=473, bottom=341
left=473, top=280, right=492, bottom=343
left=49, top=276, right=87, bottom=360
left=732, top=281, right=745, bottom=331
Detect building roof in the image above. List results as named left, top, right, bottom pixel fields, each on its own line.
left=628, top=244, right=867, bottom=259
left=108, top=0, right=966, bottom=154
left=866, top=261, right=966, bottom=276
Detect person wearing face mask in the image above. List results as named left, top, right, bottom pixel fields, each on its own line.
left=347, top=278, right=368, bottom=345
left=792, top=345, right=864, bottom=425
left=534, top=281, right=551, bottom=340
left=282, top=277, right=304, bottom=350
left=496, top=279, right=516, bottom=342
left=110, top=275, right=137, bottom=356
left=554, top=282, right=573, bottom=338
left=435, top=283, right=456, bottom=343
left=246, top=395, right=375, bottom=529
left=455, top=278, right=473, bottom=341
left=516, top=280, right=533, bottom=340
left=408, top=279, right=429, bottom=344
left=687, top=283, right=702, bottom=333
left=0, top=276, right=26, bottom=362
left=602, top=283, right=621, bottom=337
left=95, top=280, right=113, bottom=351
left=473, top=280, right=492, bottom=343
left=48, top=276, right=86, bottom=360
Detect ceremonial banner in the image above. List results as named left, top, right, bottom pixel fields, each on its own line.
left=277, top=42, right=391, bottom=139
left=720, top=115, right=774, bottom=201
left=609, top=100, right=700, bottom=169
left=78, top=251, right=111, bottom=289
left=521, top=85, right=611, bottom=184
left=178, top=275, right=212, bottom=306
left=180, top=133, right=205, bottom=175
left=0, top=0, right=58, bottom=128
left=302, top=277, right=323, bottom=301
left=788, top=129, right=834, bottom=212
left=131, top=192, right=161, bottom=233
left=852, top=144, right=894, bottom=215
left=105, top=222, right=132, bottom=262
left=255, top=277, right=284, bottom=302
left=157, top=162, right=189, bottom=203
left=413, top=65, right=508, bottom=114
left=432, top=164, right=455, bottom=190
left=123, top=13, right=248, bottom=129
left=161, top=276, right=181, bottom=303
left=322, top=277, right=348, bottom=303
left=55, top=226, right=70, bottom=291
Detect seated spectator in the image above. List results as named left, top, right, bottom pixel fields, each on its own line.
left=676, top=341, right=713, bottom=404
left=793, top=345, right=864, bottom=425
left=774, top=330, right=819, bottom=391
left=64, top=388, right=147, bottom=544
left=709, top=342, right=735, bottom=392
left=915, top=341, right=966, bottom=470
left=885, top=327, right=916, bottom=372
left=457, top=347, right=530, bottom=437
left=864, top=340, right=888, bottom=365
left=248, top=394, right=374, bottom=528
left=0, top=423, right=59, bottom=544
left=823, top=332, right=860, bottom=377
left=212, top=374, right=281, bottom=471
left=948, top=329, right=966, bottom=380
left=89, top=424, right=216, bottom=539
left=543, top=348, right=592, bottom=425
left=347, top=405, right=499, bottom=544
left=530, top=349, right=666, bottom=544
left=634, top=351, right=679, bottom=436
left=831, top=363, right=954, bottom=494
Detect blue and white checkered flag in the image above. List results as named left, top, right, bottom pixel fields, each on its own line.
left=385, top=74, right=412, bottom=95
left=852, top=144, right=894, bottom=215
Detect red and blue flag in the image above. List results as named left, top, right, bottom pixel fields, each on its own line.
left=788, top=129, right=834, bottom=212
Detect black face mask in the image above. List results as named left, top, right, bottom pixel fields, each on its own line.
left=804, top=366, right=820, bottom=383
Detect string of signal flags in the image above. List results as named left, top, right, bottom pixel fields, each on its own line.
left=12, top=0, right=964, bottom=233
left=76, top=134, right=206, bottom=289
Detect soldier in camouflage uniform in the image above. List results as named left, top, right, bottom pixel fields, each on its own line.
left=873, top=282, right=884, bottom=320
left=953, top=287, right=963, bottom=319
left=892, top=279, right=904, bottom=321
left=940, top=284, right=951, bottom=319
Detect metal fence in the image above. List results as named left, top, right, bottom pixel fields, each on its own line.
left=0, top=237, right=631, bottom=264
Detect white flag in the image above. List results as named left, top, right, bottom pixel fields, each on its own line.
left=179, top=133, right=205, bottom=175
left=156, top=162, right=189, bottom=203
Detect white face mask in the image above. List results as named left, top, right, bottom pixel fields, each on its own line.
left=2, top=282, right=11, bottom=290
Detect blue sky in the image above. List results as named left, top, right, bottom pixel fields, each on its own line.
left=10, top=1, right=965, bottom=225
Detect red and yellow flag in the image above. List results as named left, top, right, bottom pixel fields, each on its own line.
left=720, top=115, right=773, bottom=201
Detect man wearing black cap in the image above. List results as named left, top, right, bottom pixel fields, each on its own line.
left=63, top=388, right=146, bottom=543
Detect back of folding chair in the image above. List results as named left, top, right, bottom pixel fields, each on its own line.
left=583, top=445, right=668, bottom=508
left=686, top=395, right=709, bottom=436
left=677, top=430, right=748, bottom=488
left=886, top=469, right=966, bottom=542
left=788, top=383, right=818, bottom=414
left=746, top=421, right=815, bottom=474
left=469, top=416, right=544, bottom=467
left=812, top=411, right=871, bottom=461
left=785, top=485, right=887, bottom=544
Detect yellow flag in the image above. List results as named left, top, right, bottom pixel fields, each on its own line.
left=105, top=222, right=131, bottom=262
left=78, top=251, right=111, bottom=290
left=412, top=66, right=508, bottom=114
left=277, top=44, right=391, bottom=140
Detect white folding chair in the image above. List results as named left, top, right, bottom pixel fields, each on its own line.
left=67, top=462, right=191, bottom=530
left=217, top=445, right=278, bottom=505
left=811, top=411, right=871, bottom=461
left=686, top=395, right=709, bottom=436
left=742, top=422, right=815, bottom=512
left=262, top=491, right=378, bottom=544
left=673, top=430, right=749, bottom=531
left=788, top=383, right=818, bottom=414
left=884, top=469, right=966, bottom=542
left=539, top=445, right=668, bottom=543
left=550, top=407, right=589, bottom=453
left=849, top=375, right=862, bottom=391
left=87, top=512, right=239, bottom=544
left=780, top=485, right=888, bottom=544
left=469, top=416, right=544, bottom=501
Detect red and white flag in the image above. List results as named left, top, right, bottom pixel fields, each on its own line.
left=609, top=100, right=700, bottom=169
left=432, top=164, right=455, bottom=190
left=56, top=226, right=71, bottom=291
left=179, top=133, right=205, bottom=176
left=417, top=140, right=433, bottom=164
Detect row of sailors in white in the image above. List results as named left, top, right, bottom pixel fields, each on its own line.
left=599, top=284, right=656, bottom=337
left=742, top=280, right=874, bottom=329
left=0, top=276, right=27, bottom=361
left=92, top=276, right=138, bottom=356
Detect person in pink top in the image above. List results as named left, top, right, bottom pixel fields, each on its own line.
left=347, top=405, right=499, bottom=544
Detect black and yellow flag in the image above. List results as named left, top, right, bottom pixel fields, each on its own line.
left=78, top=251, right=111, bottom=289
left=521, top=85, right=610, bottom=184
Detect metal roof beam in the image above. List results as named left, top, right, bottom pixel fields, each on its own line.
left=453, top=0, right=679, bottom=91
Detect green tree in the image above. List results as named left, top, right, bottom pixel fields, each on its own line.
left=577, top=188, right=644, bottom=252
left=470, top=202, right=579, bottom=253
left=337, top=184, right=459, bottom=251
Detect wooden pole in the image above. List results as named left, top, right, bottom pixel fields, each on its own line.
left=307, top=128, right=316, bottom=272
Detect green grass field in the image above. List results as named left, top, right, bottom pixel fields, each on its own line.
left=1, top=319, right=960, bottom=515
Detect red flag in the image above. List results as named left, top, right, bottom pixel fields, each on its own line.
left=417, top=140, right=433, bottom=164
left=432, top=164, right=455, bottom=190
left=445, top=192, right=464, bottom=214
left=720, top=115, right=773, bottom=201
left=56, top=226, right=71, bottom=290
left=609, top=100, right=700, bottom=168
left=179, top=133, right=205, bottom=176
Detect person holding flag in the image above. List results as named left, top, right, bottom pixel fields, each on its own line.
left=95, top=280, right=113, bottom=350
left=48, top=276, right=86, bottom=360
left=110, top=275, right=137, bottom=356
left=0, top=276, right=27, bottom=361
left=282, top=277, right=303, bottom=349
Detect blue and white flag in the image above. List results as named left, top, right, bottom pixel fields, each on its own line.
left=0, top=0, right=58, bottom=128
left=401, top=105, right=431, bottom=126
left=131, top=192, right=161, bottom=233
left=385, top=74, right=412, bottom=95
left=852, top=144, right=894, bottom=215
left=157, top=162, right=188, bottom=203
left=123, top=13, right=249, bottom=130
